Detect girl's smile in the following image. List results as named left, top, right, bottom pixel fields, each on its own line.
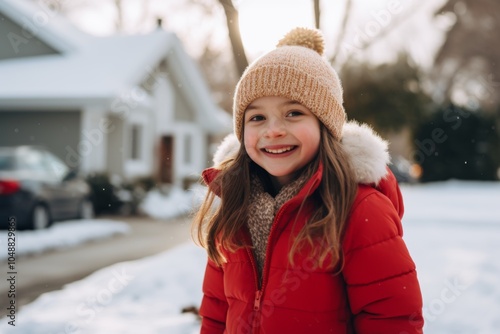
left=261, top=145, right=297, bottom=155
left=243, top=96, right=321, bottom=187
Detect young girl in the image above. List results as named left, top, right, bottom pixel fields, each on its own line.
left=194, top=27, right=424, bottom=333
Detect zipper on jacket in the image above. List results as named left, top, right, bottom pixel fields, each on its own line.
left=259, top=202, right=290, bottom=293
left=246, top=253, right=263, bottom=308
left=247, top=199, right=299, bottom=333
left=246, top=246, right=262, bottom=333
left=247, top=172, right=318, bottom=333
left=253, top=203, right=294, bottom=333
left=254, top=290, right=262, bottom=311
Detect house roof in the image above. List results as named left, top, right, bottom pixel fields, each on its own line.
left=0, top=0, right=93, bottom=54
left=0, top=0, right=231, bottom=132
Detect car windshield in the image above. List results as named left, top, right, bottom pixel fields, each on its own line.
left=0, top=152, right=15, bottom=171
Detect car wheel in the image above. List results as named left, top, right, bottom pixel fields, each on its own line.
left=31, top=205, right=51, bottom=230
left=79, top=199, right=95, bottom=220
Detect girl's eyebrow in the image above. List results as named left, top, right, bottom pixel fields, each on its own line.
left=245, top=104, right=259, bottom=111
left=246, top=100, right=302, bottom=111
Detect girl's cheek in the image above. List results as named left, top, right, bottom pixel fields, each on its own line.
left=243, top=128, right=255, bottom=145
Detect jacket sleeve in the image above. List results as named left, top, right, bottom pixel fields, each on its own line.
left=199, top=258, right=228, bottom=334
left=342, top=190, right=424, bottom=334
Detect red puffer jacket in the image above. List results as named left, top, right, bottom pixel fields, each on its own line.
left=199, top=164, right=423, bottom=334
left=198, top=122, right=424, bottom=333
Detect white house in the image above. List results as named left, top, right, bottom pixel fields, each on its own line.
left=0, top=0, right=231, bottom=188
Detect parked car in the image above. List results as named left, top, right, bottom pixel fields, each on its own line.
left=0, top=146, right=94, bottom=230
left=389, top=155, right=421, bottom=184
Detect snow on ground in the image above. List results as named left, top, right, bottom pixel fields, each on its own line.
left=0, top=220, right=130, bottom=261
left=1, top=181, right=500, bottom=333
left=2, top=242, right=206, bottom=334
left=400, top=181, right=500, bottom=333
left=139, top=185, right=205, bottom=220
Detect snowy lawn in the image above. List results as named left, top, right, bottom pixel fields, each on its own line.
left=139, top=185, right=205, bottom=220
left=0, top=220, right=130, bottom=261
left=401, top=181, right=500, bottom=333
left=1, top=181, right=499, bottom=333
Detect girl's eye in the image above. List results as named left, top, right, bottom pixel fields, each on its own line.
left=248, top=115, right=265, bottom=122
left=287, top=110, right=303, bottom=117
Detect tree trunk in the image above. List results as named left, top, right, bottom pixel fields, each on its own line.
left=330, top=0, right=352, bottom=65
left=219, top=0, right=248, bottom=76
left=114, top=0, right=124, bottom=32
left=313, top=0, right=321, bottom=29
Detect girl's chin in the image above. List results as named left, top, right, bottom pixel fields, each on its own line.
left=268, top=171, right=298, bottom=186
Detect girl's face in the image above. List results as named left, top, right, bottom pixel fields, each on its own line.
left=243, top=96, right=321, bottom=187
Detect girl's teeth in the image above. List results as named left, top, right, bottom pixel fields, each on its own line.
left=265, top=146, right=293, bottom=154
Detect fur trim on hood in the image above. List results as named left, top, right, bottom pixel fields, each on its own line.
left=341, top=122, right=390, bottom=184
left=212, top=121, right=390, bottom=185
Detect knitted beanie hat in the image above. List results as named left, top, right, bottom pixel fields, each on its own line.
left=233, top=27, right=346, bottom=141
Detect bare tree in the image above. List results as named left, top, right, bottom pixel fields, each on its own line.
left=197, top=44, right=238, bottom=113
left=313, top=0, right=321, bottom=29
left=433, top=0, right=500, bottom=111
left=113, top=0, right=124, bottom=31
left=218, top=0, right=248, bottom=76
left=331, top=1, right=420, bottom=67
left=330, top=0, right=352, bottom=65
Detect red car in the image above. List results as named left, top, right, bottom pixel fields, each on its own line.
left=0, top=146, right=94, bottom=230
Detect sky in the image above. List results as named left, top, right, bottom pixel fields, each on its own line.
left=66, top=0, right=450, bottom=69
left=238, top=0, right=450, bottom=68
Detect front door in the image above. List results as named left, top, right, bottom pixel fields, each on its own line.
left=159, top=136, right=174, bottom=183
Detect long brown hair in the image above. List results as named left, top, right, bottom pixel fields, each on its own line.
left=193, top=125, right=358, bottom=268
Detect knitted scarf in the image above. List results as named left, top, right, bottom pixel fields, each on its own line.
left=247, top=173, right=309, bottom=283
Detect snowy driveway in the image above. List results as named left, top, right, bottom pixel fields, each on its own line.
left=0, top=215, right=192, bottom=314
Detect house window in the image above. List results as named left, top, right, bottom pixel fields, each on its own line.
left=184, top=135, right=192, bottom=164
left=130, top=124, right=142, bottom=160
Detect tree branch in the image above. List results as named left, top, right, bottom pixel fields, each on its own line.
left=313, top=0, right=321, bottom=29
left=331, top=2, right=420, bottom=66
left=218, top=0, right=249, bottom=76
left=330, top=0, right=352, bottom=65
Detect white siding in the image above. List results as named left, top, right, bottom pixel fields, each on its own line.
left=153, top=76, right=175, bottom=134
left=123, top=107, right=154, bottom=179
left=172, top=122, right=205, bottom=187
left=79, top=107, right=108, bottom=173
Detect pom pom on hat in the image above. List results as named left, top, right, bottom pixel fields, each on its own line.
left=277, top=27, right=325, bottom=56
left=233, top=27, right=346, bottom=141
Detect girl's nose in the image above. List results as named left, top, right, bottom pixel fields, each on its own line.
left=264, top=119, right=286, bottom=138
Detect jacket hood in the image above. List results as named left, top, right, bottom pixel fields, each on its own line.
left=203, top=121, right=403, bottom=217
